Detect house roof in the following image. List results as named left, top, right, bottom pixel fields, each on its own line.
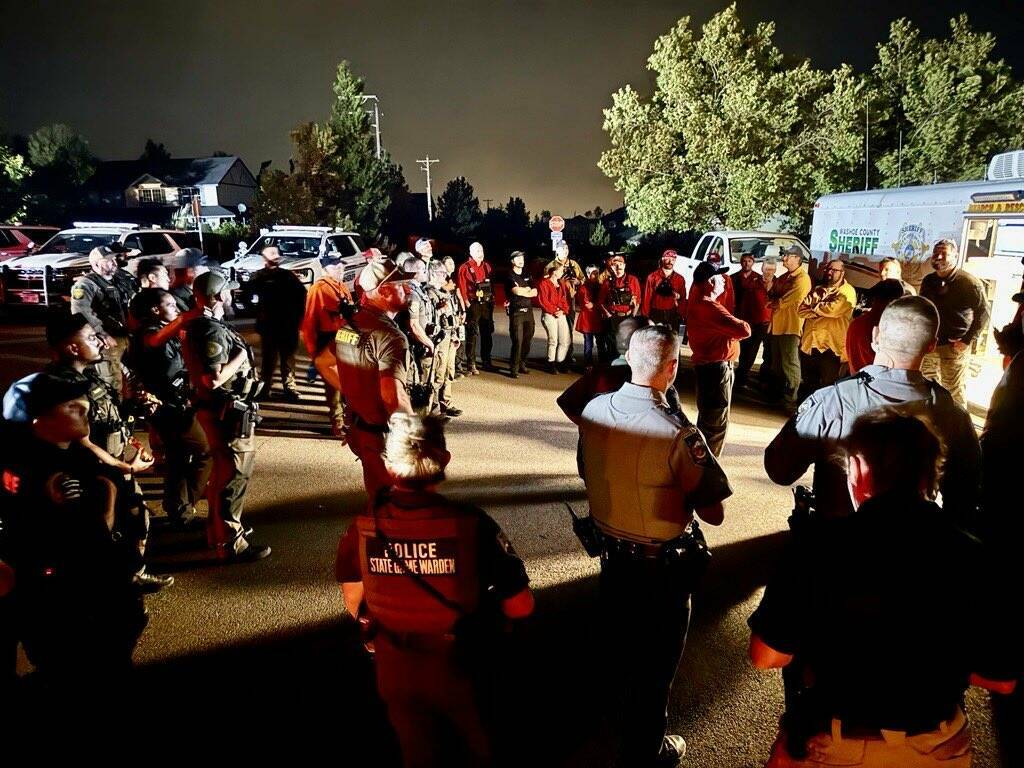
left=86, top=156, right=246, bottom=191
left=199, top=205, right=236, bottom=218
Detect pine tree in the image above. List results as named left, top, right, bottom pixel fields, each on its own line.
left=252, top=61, right=405, bottom=235
left=435, top=176, right=482, bottom=242
left=590, top=220, right=610, bottom=248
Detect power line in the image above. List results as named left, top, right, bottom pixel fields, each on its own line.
left=417, top=156, right=439, bottom=221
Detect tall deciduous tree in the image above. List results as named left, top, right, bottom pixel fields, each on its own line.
left=599, top=4, right=862, bottom=233
left=435, top=176, right=482, bottom=242
left=868, top=15, right=1024, bottom=187
left=0, top=140, right=31, bottom=221
left=252, top=61, right=404, bottom=234
left=26, top=124, right=94, bottom=184
left=24, top=123, right=96, bottom=222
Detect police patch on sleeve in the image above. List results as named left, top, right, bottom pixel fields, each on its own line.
left=336, top=327, right=360, bottom=346
left=206, top=341, right=224, bottom=359
left=71, top=286, right=86, bottom=300
left=683, top=428, right=711, bottom=467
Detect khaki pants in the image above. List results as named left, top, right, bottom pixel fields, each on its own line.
left=765, top=708, right=971, bottom=767
left=98, top=334, right=129, bottom=395
left=920, top=344, right=969, bottom=409
left=431, top=336, right=455, bottom=412
left=196, top=408, right=255, bottom=553
left=347, top=424, right=390, bottom=500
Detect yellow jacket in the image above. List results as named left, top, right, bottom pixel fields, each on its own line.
left=769, top=266, right=812, bottom=336
left=798, top=280, right=857, bottom=359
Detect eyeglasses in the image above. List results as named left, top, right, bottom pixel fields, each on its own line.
left=826, top=267, right=844, bottom=274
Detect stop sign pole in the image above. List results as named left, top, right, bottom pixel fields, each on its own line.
left=549, top=215, right=565, bottom=250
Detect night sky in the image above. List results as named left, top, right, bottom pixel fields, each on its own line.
left=2, top=1, right=1022, bottom=217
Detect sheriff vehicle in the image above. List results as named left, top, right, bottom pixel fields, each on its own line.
left=810, top=149, right=1024, bottom=410
left=0, top=222, right=199, bottom=307
left=223, top=225, right=367, bottom=311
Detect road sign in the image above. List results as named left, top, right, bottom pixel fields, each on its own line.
left=549, top=215, right=565, bottom=233
left=550, top=230, right=563, bottom=242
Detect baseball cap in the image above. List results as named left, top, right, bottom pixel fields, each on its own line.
left=608, top=253, right=626, bottom=265
left=320, top=250, right=344, bottom=267
left=3, top=373, right=91, bottom=422
left=661, top=249, right=678, bottom=264
left=357, top=258, right=416, bottom=292
left=693, top=261, right=729, bottom=284
left=193, top=270, right=239, bottom=299
left=89, top=244, right=127, bottom=260
left=45, top=311, right=91, bottom=348
left=1012, top=291, right=1024, bottom=303
left=414, top=238, right=432, bottom=254
left=783, top=245, right=804, bottom=258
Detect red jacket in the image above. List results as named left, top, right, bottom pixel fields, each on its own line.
left=599, top=274, right=641, bottom=316
left=538, top=278, right=570, bottom=315
left=457, top=259, right=492, bottom=304
left=686, top=291, right=751, bottom=364
left=575, top=281, right=604, bottom=333
left=689, top=276, right=735, bottom=315
left=845, top=310, right=880, bottom=374
left=733, top=270, right=771, bottom=325
left=642, top=269, right=687, bottom=318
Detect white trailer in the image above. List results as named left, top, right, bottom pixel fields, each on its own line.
left=810, top=150, right=1024, bottom=410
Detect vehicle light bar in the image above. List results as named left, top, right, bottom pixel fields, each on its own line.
left=970, top=191, right=1024, bottom=203
left=71, top=222, right=140, bottom=230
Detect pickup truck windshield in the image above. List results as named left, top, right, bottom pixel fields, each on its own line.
left=245, top=235, right=322, bottom=259
left=728, top=236, right=809, bottom=263
left=36, top=233, right=120, bottom=254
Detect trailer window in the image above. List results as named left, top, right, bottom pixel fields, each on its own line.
left=995, top=223, right=1024, bottom=257
left=964, top=219, right=994, bottom=261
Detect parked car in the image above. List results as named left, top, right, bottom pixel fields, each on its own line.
left=0, top=224, right=60, bottom=262
left=222, top=225, right=367, bottom=311
left=0, top=222, right=201, bottom=307
left=672, top=230, right=811, bottom=285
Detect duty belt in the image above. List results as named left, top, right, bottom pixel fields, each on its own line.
left=350, top=413, right=388, bottom=435
left=601, top=523, right=702, bottom=560
left=380, top=628, right=456, bottom=651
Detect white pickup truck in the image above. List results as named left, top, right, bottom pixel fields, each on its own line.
left=671, top=230, right=811, bottom=284
left=222, top=225, right=367, bottom=311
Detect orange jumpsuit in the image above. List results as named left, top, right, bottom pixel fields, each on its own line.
left=301, top=276, right=352, bottom=430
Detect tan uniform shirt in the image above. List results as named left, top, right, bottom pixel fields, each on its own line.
left=335, top=305, right=409, bottom=427
left=769, top=265, right=812, bottom=337
left=580, top=382, right=732, bottom=543
left=798, top=280, right=858, bottom=359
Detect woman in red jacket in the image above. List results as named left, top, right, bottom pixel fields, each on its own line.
left=538, top=262, right=572, bottom=373
left=575, top=265, right=604, bottom=366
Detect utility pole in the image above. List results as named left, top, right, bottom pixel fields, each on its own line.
left=483, top=198, right=493, bottom=210
left=864, top=96, right=870, bottom=191
left=417, top=156, right=439, bottom=221
left=362, top=95, right=382, bottom=159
